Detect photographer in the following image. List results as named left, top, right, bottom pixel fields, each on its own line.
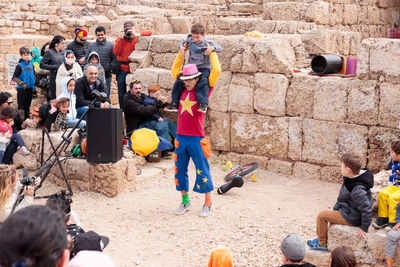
left=113, top=20, right=138, bottom=110
left=0, top=165, right=40, bottom=222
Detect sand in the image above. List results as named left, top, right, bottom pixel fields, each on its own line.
left=36, top=158, right=340, bottom=267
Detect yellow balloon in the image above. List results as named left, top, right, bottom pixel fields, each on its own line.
left=130, top=128, right=159, bottom=156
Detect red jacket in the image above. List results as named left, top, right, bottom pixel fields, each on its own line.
left=113, top=37, right=138, bottom=72
left=0, top=119, right=13, bottom=135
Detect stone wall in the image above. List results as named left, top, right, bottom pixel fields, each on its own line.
left=127, top=35, right=400, bottom=182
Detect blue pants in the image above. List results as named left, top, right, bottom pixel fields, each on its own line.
left=66, top=118, right=86, bottom=128
left=105, top=76, right=112, bottom=98
left=116, top=70, right=128, bottom=110
left=174, top=134, right=213, bottom=193
left=11, top=133, right=24, bottom=148
left=171, top=68, right=210, bottom=105
left=140, top=119, right=177, bottom=142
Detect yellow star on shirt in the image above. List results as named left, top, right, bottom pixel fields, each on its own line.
left=202, top=177, right=208, bottom=183
left=196, top=184, right=200, bottom=190
left=180, top=94, right=197, bottom=116
left=197, top=169, right=202, bottom=175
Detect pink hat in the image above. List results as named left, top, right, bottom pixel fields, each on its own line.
left=180, top=64, right=202, bottom=80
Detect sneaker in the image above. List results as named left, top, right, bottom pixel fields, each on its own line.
left=161, top=151, right=173, bottom=159
left=373, top=217, right=389, bottom=229
left=32, top=90, right=38, bottom=98
left=175, top=202, right=191, bottom=215
left=19, top=146, right=30, bottom=155
left=164, top=102, right=178, bottom=112
left=197, top=104, right=207, bottom=113
left=385, top=223, right=396, bottom=231
left=307, top=238, right=328, bottom=251
left=199, top=204, right=211, bottom=217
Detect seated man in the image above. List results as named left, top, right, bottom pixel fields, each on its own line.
left=75, top=65, right=111, bottom=119
left=123, top=80, right=168, bottom=137
left=141, top=84, right=177, bottom=145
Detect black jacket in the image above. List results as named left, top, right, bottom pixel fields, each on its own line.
left=40, top=48, right=64, bottom=78
left=67, top=40, right=89, bottom=67
left=123, top=91, right=164, bottom=136
left=333, top=168, right=374, bottom=232
left=74, top=76, right=108, bottom=109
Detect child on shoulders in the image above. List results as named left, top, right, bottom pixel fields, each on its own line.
left=373, top=140, right=400, bottom=229
left=307, top=152, right=373, bottom=251
left=165, top=23, right=222, bottom=113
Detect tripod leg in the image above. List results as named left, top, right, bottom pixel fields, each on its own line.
left=40, top=128, right=45, bottom=165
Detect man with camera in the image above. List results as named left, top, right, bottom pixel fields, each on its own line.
left=113, top=20, right=138, bottom=110
left=75, top=65, right=111, bottom=120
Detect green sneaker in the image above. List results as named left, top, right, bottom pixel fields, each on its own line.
left=175, top=202, right=191, bottom=215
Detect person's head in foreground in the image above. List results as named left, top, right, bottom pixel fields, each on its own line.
left=281, top=234, right=306, bottom=264
left=0, top=205, right=69, bottom=267
left=208, top=246, right=233, bottom=267
left=329, top=246, right=357, bottom=267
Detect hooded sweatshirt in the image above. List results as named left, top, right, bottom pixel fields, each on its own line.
left=30, top=46, right=42, bottom=71
left=84, top=51, right=106, bottom=86
left=55, top=50, right=83, bottom=97
left=57, top=77, right=77, bottom=121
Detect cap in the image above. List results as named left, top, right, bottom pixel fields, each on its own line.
left=180, top=64, right=202, bottom=80
left=72, top=231, right=110, bottom=255
left=280, top=234, right=306, bottom=261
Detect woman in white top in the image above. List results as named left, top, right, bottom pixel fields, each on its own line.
left=55, top=50, right=83, bottom=97
left=0, top=165, right=40, bottom=222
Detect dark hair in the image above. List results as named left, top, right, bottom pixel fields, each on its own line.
left=0, top=205, right=67, bottom=267
left=330, top=246, right=357, bottom=267
left=95, top=26, right=106, bottom=34
left=0, top=92, right=12, bottom=105
left=41, top=42, right=50, bottom=57
left=341, top=152, right=362, bottom=174
left=191, top=23, right=205, bottom=35
left=129, top=79, right=141, bottom=89
left=49, top=35, right=65, bottom=49
left=391, top=140, right=400, bottom=155
left=19, top=47, right=29, bottom=56
left=46, top=190, right=72, bottom=223
left=55, top=97, right=70, bottom=109
left=0, top=107, right=17, bottom=120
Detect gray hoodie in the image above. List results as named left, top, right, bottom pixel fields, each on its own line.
left=84, top=51, right=106, bottom=86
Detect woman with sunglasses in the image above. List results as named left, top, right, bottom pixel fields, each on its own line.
left=0, top=164, right=40, bottom=222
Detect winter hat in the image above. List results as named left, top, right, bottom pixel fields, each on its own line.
left=75, top=28, right=88, bottom=38
left=180, top=64, right=202, bottom=80
left=280, top=234, right=306, bottom=261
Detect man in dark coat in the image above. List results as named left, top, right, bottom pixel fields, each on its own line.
left=67, top=28, right=90, bottom=69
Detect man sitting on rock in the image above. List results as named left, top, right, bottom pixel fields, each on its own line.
left=280, top=234, right=316, bottom=267
left=123, top=80, right=168, bottom=138
left=75, top=65, right=111, bottom=120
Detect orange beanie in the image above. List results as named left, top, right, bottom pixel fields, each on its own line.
left=208, top=247, right=233, bottom=267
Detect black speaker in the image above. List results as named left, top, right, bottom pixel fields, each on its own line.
left=86, top=108, right=123, bottom=163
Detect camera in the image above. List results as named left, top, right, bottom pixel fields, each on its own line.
left=20, top=176, right=35, bottom=186
left=124, top=30, right=133, bottom=40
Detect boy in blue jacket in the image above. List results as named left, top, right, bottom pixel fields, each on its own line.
left=307, top=152, right=373, bottom=251
left=12, top=47, right=35, bottom=120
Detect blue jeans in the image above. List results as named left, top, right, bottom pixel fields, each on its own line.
left=140, top=119, right=177, bottom=142
left=116, top=70, right=128, bottom=110
left=11, top=133, right=24, bottom=148
left=106, top=76, right=112, bottom=98
left=66, top=118, right=86, bottom=128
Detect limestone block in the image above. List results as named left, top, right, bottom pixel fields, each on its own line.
left=121, top=158, right=136, bottom=182
left=343, top=4, right=360, bottom=24
left=254, top=20, right=277, bottom=34
left=313, top=77, right=349, bottom=122
left=293, top=162, right=321, bottom=180
left=374, top=170, right=391, bottom=187
left=105, top=9, right=118, bottom=21
left=81, top=16, right=96, bottom=27
left=56, top=23, right=68, bottom=32
left=305, top=1, right=330, bottom=25
left=267, top=158, right=293, bottom=176
left=19, top=129, right=43, bottom=153
left=169, top=16, right=193, bottom=34
left=370, top=39, right=400, bottom=79
left=215, top=18, right=258, bottom=35
left=263, top=2, right=309, bottom=21
left=321, top=165, right=341, bottom=183
left=238, top=154, right=269, bottom=169
left=209, top=71, right=232, bottom=112
left=367, top=126, right=400, bottom=172
left=304, top=249, right=331, bottom=267
left=157, top=68, right=174, bottom=90
left=379, top=83, right=400, bottom=128
left=288, top=117, right=303, bottom=161
left=66, top=158, right=90, bottom=182
left=253, top=39, right=295, bottom=76
left=148, top=34, right=183, bottom=53
left=302, top=30, right=331, bottom=55
left=12, top=151, right=39, bottom=171
left=128, top=50, right=152, bottom=69
left=231, top=113, right=289, bottom=158
left=241, top=47, right=258, bottom=73
left=356, top=38, right=374, bottom=79
left=302, top=119, right=368, bottom=166
left=286, top=74, right=318, bottom=118
left=152, top=53, right=176, bottom=69
left=328, top=4, right=344, bottom=26
left=126, top=68, right=159, bottom=92
left=69, top=179, right=90, bottom=192
left=63, top=18, right=85, bottom=27
left=48, top=15, right=57, bottom=25
left=368, top=6, right=381, bottom=24
left=228, top=74, right=254, bottom=114
left=367, top=230, right=387, bottom=261
left=347, top=80, right=378, bottom=125
left=209, top=111, right=230, bottom=151
left=253, top=73, right=288, bottom=116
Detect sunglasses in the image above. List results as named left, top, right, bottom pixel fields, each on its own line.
left=7, top=101, right=13, bottom=105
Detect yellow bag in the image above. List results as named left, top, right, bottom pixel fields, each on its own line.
left=130, top=128, right=159, bottom=156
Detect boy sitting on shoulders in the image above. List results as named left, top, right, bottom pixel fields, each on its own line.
left=307, top=152, right=373, bottom=251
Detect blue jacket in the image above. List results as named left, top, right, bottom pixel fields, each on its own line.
left=143, top=95, right=162, bottom=121
left=389, top=158, right=400, bottom=185
left=14, top=59, right=35, bottom=89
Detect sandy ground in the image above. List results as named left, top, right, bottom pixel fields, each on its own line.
left=35, top=158, right=341, bottom=267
